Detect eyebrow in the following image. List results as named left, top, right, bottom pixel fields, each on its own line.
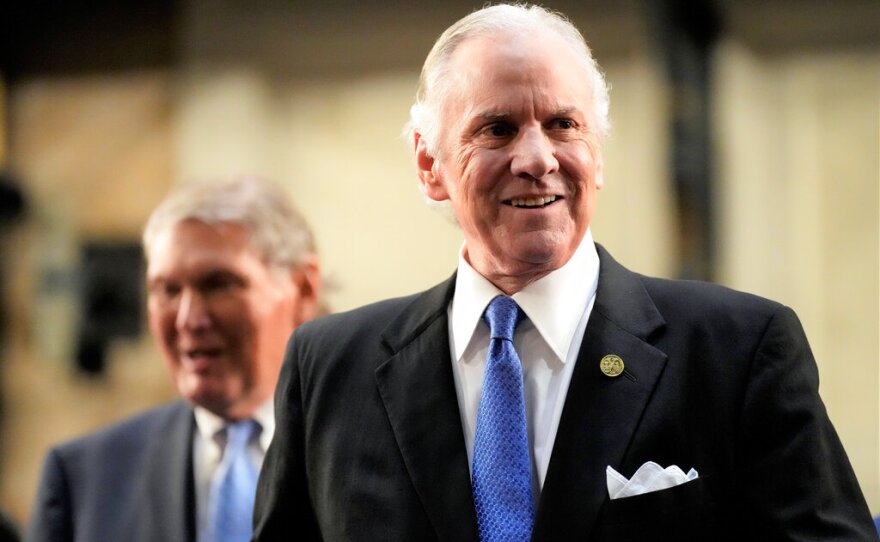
left=474, top=106, right=582, bottom=120
left=554, top=106, right=578, bottom=116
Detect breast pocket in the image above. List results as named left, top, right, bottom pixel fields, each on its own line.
left=592, top=476, right=729, bottom=542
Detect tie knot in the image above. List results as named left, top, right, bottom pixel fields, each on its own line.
left=482, top=295, right=525, bottom=341
left=224, top=419, right=259, bottom=452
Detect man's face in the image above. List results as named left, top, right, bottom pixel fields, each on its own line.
left=146, top=219, right=307, bottom=420
left=418, top=31, right=604, bottom=293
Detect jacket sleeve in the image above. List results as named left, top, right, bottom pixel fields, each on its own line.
left=25, top=449, right=73, bottom=542
left=737, top=305, right=877, bottom=540
left=252, top=330, right=322, bottom=540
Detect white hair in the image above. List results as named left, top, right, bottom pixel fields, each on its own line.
left=404, top=2, right=611, bottom=159
left=142, top=176, right=316, bottom=271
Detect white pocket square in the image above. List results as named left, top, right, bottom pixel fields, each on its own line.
left=606, top=461, right=698, bottom=499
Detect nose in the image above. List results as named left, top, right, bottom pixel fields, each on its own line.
left=510, top=127, right=559, bottom=180
left=175, top=287, right=212, bottom=332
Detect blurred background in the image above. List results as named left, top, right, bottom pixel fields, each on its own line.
left=0, top=0, right=877, bottom=527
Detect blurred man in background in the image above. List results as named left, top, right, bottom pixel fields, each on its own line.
left=27, top=176, right=321, bottom=542
left=253, top=4, right=875, bottom=541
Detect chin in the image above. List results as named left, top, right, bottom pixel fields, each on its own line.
left=512, top=238, right=573, bottom=266
left=180, top=380, right=225, bottom=410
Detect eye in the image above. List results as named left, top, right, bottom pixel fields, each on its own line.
left=550, top=118, right=576, bottom=130
left=199, top=271, right=244, bottom=294
left=149, top=281, right=180, bottom=302
left=483, top=123, right=516, bottom=138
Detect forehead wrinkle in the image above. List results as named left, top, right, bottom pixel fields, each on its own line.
left=478, top=110, right=512, bottom=120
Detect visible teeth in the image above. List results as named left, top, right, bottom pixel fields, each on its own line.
left=188, top=349, right=218, bottom=358
left=510, top=195, right=557, bottom=208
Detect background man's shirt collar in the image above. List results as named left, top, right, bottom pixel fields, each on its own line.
left=193, top=398, right=275, bottom=452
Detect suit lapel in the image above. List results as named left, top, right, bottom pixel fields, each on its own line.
left=533, top=245, right=668, bottom=540
left=135, top=402, right=197, bottom=542
left=375, top=276, right=480, bottom=542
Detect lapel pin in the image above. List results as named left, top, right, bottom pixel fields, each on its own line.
left=600, top=354, right=624, bottom=377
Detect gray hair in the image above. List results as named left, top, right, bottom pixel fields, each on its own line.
left=405, top=3, right=611, bottom=158
left=142, top=176, right=315, bottom=270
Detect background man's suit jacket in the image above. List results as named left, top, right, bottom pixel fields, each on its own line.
left=26, top=401, right=197, bottom=542
left=253, top=245, right=876, bottom=541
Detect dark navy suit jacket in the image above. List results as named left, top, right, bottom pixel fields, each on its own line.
left=253, top=245, right=877, bottom=541
left=26, top=401, right=196, bottom=542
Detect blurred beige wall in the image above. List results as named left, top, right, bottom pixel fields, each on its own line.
left=715, top=42, right=880, bottom=511
left=1, top=2, right=877, bottom=528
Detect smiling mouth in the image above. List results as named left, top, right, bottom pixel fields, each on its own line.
left=503, top=195, right=560, bottom=208
left=183, top=348, right=223, bottom=360
left=180, top=348, right=224, bottom=372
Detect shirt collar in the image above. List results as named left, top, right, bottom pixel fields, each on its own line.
left=450, top=229, right=599, bottom=364
left=193, top=398, right=275, bottom=452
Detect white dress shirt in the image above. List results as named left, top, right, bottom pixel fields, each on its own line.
left=449, top=229, right=600, bottom=501
left=192, top=400, right=275, bottom=541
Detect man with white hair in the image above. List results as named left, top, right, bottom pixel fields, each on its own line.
left=254, top=4, right=875, bottom=540
left=28, top=177, right=321, bottom=542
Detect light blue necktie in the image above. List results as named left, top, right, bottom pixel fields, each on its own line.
left=209, top=420, right=260, bottom=542
left=472, top=295, right=534, bottom=542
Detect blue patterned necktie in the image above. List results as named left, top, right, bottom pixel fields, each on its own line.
left=209, top=420, right=260, bottom=542
left=472, top=295, right=534, bottom=541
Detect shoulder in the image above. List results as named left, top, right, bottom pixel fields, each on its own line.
left=596, top=244, right=792, bottom=341
left=30, top=403, right=193, bottom=540
left=640, top=274, right=784, bottom=320
left=34, top=401, right=191, bottom=510
left=640, top=274, right=803, bottom=357
left=592, top=245, right=811, bottom=381
left=49, top=401, right=191, bottom=465
left=298, top=293, right=423, bottom=339
left=289, top=295, right=414, bottom=361
left=280, top=278, right=454, bottom=387
left=291, top=278, right=453, bottom=355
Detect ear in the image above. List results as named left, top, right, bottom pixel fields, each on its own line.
left=415, top=131, right=450, bottom=201
left=289, top=254, right=322, bottom=326
left=595, top=155, right=605, bottom=190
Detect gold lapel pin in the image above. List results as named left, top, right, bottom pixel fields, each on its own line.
left=600, top=354, right=625, bottom=377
